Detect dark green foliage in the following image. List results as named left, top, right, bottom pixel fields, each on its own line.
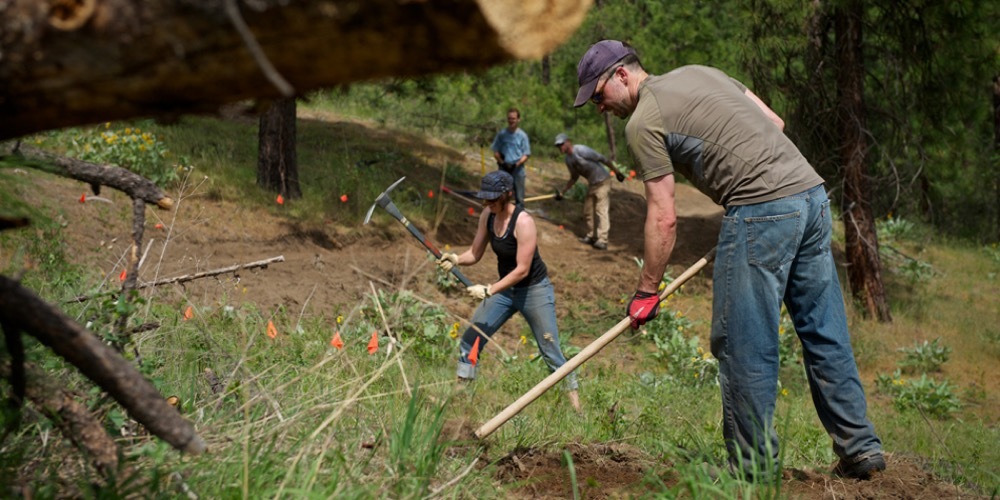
left=308, top=0, right=997, bottom=243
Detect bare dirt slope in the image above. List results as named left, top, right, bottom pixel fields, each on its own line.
left=8, top=123, right=989, bottom=499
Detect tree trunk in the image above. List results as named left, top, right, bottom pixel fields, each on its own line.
left=257, top=98, right=301, bottom=199
left=993, top=75, right=1000, bottom=241
left=835, top=0, right=891, bottom=322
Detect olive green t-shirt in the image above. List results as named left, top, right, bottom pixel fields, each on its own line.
left=625, top=65, right=823, bottom=206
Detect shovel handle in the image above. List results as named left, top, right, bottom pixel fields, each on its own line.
left=473, top=247, right=716, bottom=440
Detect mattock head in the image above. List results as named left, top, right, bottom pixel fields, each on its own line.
left=363, top=176, right=407, bottom=225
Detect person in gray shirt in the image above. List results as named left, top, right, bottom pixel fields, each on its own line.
left=553, top=133, right=625, bottom=250
left=574, top=39, right=884, bottom=482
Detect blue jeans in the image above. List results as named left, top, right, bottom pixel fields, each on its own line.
left=457, top=277, right=578, bottom=390
left=512, top=166, right=526, bottom=207
left=711, top=185, right=881, bottom=476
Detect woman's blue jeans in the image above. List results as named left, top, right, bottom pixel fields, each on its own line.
left=711, top=185, right=881, bottom=476
left=457, top=277, right=578, bottom=390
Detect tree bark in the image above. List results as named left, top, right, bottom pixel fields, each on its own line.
left=0, top=360, right=120, bottom=476
left=257, top=97, right=301, bottom=199
left=6, top=145, right=174, bottom=210
left=835, top=0, right=891, bottom=322
left=0, top=0, right=593, bottom=141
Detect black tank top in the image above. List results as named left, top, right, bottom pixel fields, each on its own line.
left=488, top=206, right=547, bottom=288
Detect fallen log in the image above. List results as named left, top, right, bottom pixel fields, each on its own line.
left=0, top=0, right=593, bottom=140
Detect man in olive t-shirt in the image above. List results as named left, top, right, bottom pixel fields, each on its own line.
left=573, top=40, right=885, bottom=482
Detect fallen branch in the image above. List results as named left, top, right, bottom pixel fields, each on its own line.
left=66, top=255, right=286, bottom=303
left=5, top=145, right=174, bottom=210
left=0, top=360, right=119, bottom=476
left=0, top=275, right=206, bottom=455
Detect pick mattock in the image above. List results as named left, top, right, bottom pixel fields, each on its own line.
left=364, top=176, right=473, bottom=287
left=474, top=247, right=716, bottom=439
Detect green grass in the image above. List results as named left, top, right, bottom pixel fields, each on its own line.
left=2, top=112, right=999, bottom=498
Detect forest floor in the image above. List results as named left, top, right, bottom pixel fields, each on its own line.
left=10, top=112, right=994, bottom=498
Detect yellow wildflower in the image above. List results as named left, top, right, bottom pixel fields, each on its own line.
left=336, top=315, right=343, bottom=324
left=520, top=335, right=527, bottom=345
left=781, top=388, right=789, bottom=397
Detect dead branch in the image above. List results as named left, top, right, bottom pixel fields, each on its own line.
left=4, top=145, right=174, bottom=210
left=0, top=275, right=206, bottom=455
left=0, top=0, right=593, bottom=140
left=66, top=255, right=286, bottom=303
left=0, top=360, right=119, bottom=476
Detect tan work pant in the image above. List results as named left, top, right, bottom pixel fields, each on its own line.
left=584, top=178, right=611, bottom=244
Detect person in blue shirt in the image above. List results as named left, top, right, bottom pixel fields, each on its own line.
left=491, top=108, right=531, bottom=207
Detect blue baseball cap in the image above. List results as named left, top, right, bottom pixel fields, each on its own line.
left=574, top=40, right=636, bottom=107
left=476, top=170, right=514, bottom=200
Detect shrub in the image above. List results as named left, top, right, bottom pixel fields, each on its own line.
left=897, top=338, right=951, bottom=373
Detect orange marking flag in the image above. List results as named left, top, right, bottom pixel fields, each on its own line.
left=468, top=337, right=481, bottom=366
left=340, top=194, right=349, bottom=203
left=267, top=320, right=278, bottom=339
left=427, top=190, right=435, bottom=198
left=119, top=269, right=127, bottom=282
left=467, top=207, right=475, bottom=216
left=367, top=331, right=379, bottom=354
left=276, top=194, right=285, bottom=205
left=183, top=306, right=194, bottom=320
left=330, top=331, right=344, bottom=350
left=79, top=193, right=86, bottom=203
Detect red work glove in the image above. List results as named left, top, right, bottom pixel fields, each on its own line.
left=626, top=290, right=660, bottom=329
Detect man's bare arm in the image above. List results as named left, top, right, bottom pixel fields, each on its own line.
left=638, top=174, right=677, bottom=293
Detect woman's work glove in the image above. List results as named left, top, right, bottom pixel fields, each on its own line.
left=626, top=290, right=660, bottom=329
left=437, top=252, right=459, bottom=272
left=467, top=284, right=492, bottom=300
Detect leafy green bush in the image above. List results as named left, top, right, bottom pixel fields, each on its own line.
left=876, top=369, right=961, bottom=419
left=68, top=122, right=180, bottom=187
left=897, top=338, right=951, bottom=373
left=358, top=289, right=456, bottom=364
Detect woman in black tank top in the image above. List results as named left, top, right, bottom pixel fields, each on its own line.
left=437, top=171, right=580, bottom=411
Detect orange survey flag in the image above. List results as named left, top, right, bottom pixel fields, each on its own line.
left=276, top=194, right=284, bottom=205
left=119, top=269, right=127, bottom=282
left=468, top=337, right=481, bottom=366
left=183, top=306, right=193, bottom=320
left=267, top=320, right=278, bottom=339
left=79, top=193, right=86, bottom=203
left=330, top=331, right=344, bottom=350
left=367, top=331, right=379, bottom=354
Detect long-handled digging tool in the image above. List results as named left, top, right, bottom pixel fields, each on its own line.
left=474, top=247, right=716, bottom=439
left=364, top=177, right=473, bottom=287
left=523, top=192, right=559, bottom=203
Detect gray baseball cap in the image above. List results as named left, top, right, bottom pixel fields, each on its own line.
left=573, top=40, right=636, bottom=107
left=476, top=170, right=514, bottom=200
left=554, top=133, right=569, bottom=146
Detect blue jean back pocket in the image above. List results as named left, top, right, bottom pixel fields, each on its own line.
left=746, top=210, right=802, bottom=270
